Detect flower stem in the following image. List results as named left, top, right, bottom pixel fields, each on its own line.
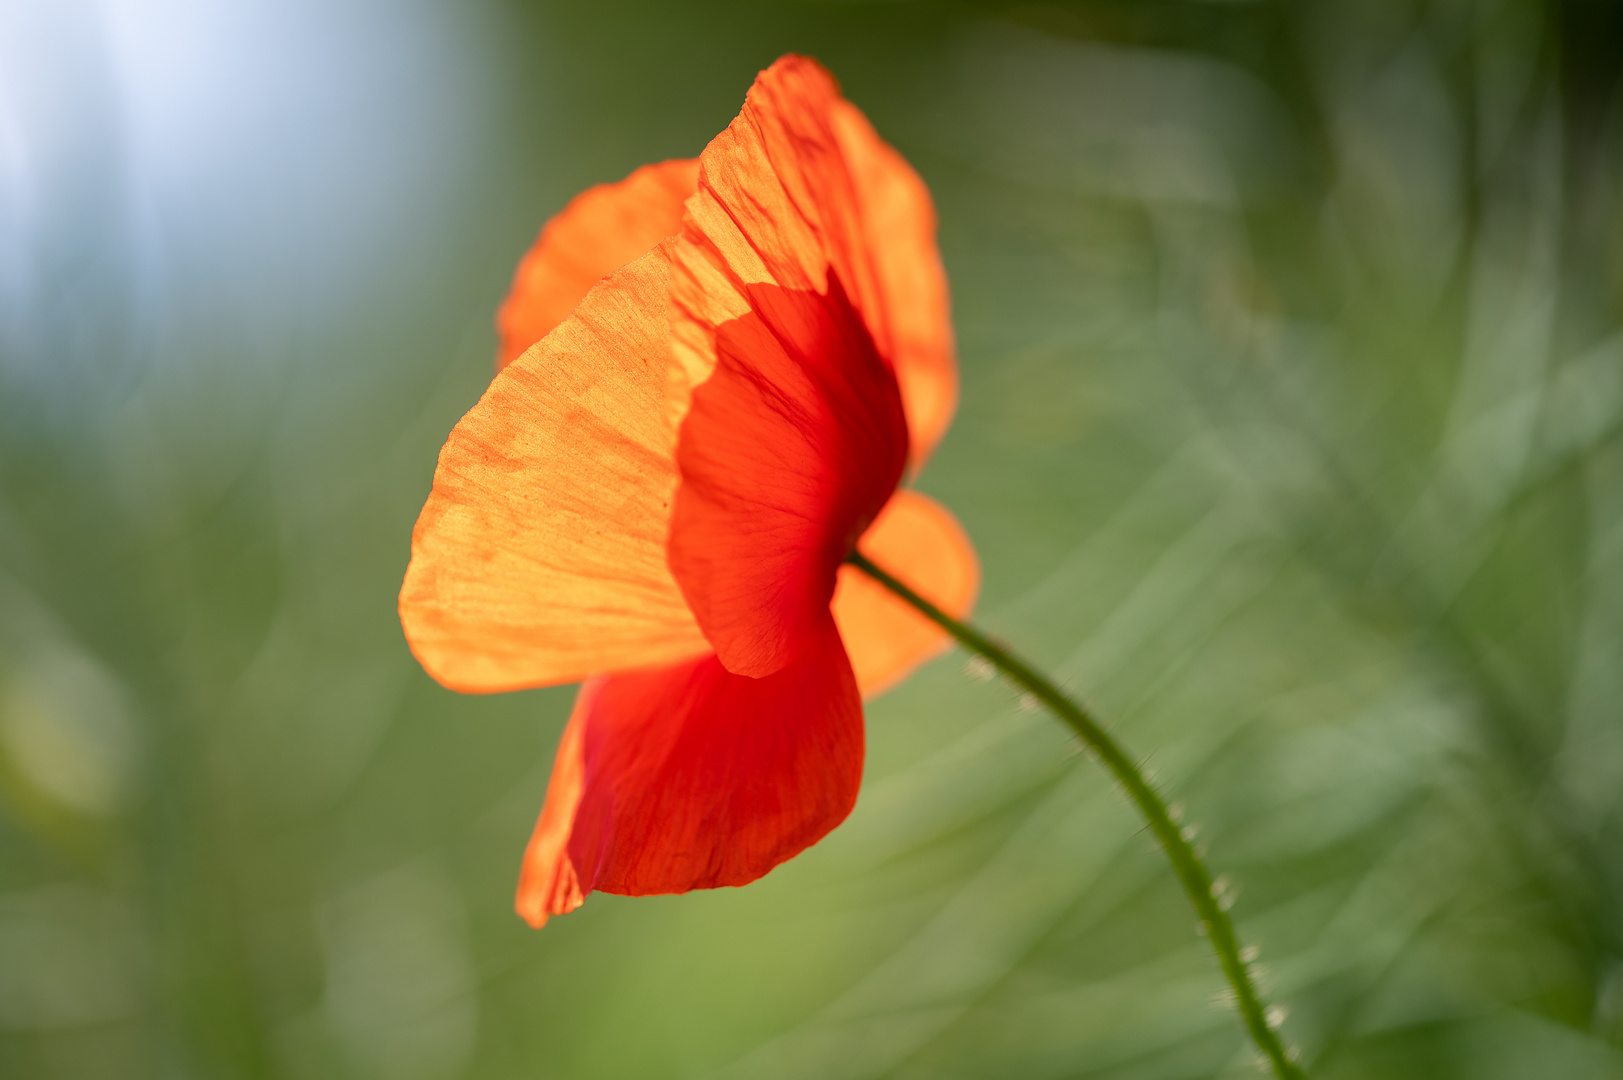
left=847, top=550, right=1306, bottom=1080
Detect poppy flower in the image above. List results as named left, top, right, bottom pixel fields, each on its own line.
left=399, top=55, right=978, bottom=927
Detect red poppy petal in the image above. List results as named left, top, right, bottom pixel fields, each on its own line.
left=562, top=615, right=862, bottom=898
left=669, top=55, right=956, bottom=469
left=830, top=102, right=957, bottom=468
left=833, top=490, right=980, bottom=697
left=667, top=275, right=908, bottom=678
left=400, top=246, right=710, bottom=693
left=496, top=159, right=698, bottom=372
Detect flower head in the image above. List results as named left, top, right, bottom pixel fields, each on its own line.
left=399, top=56, right=978, bottom=927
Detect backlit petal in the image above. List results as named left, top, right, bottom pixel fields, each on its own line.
left=496, top=159, right=699, bottom=372
left=833, top=490, right=980, bottom=698
left=563, top=616, right=862, bottom=898
left=668, top=275, right=908, bottom=678
left=830, top=102, right=957, bottom=468
left=669, top=55, right=957, bottom=468
left=400, top=245, right=709, bottom=693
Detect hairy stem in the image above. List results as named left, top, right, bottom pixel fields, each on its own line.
left=848, top=550, right=1306, bottom=1080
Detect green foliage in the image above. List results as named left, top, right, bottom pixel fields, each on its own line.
left=1, top=1, right=1619, bottom=1077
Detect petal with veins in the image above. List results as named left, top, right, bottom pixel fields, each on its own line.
left=401, top=245, right=709, bottom=692
left=497, top=159, right=698, bottom=372
left=670, top=56, right=956, bottom=469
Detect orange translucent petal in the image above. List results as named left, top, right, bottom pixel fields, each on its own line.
left=833, top=490, right=980, bottom=698
left=669, top=56, right=957, bottom=468
left=496, top=159, right=699, bottom=372
left=400, top=245, right=709, bottom=693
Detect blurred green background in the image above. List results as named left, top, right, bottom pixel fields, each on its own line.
left=2, top=1, right=1621, bottom=1077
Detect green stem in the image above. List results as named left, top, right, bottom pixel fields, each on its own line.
left=848, top=550, right=1306, bottom=1080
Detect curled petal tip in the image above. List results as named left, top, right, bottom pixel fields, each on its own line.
left=515, top=684, right=593, bottom=928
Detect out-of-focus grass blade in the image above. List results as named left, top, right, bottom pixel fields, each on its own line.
left=1, top=2, right=1619, bottom=1079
